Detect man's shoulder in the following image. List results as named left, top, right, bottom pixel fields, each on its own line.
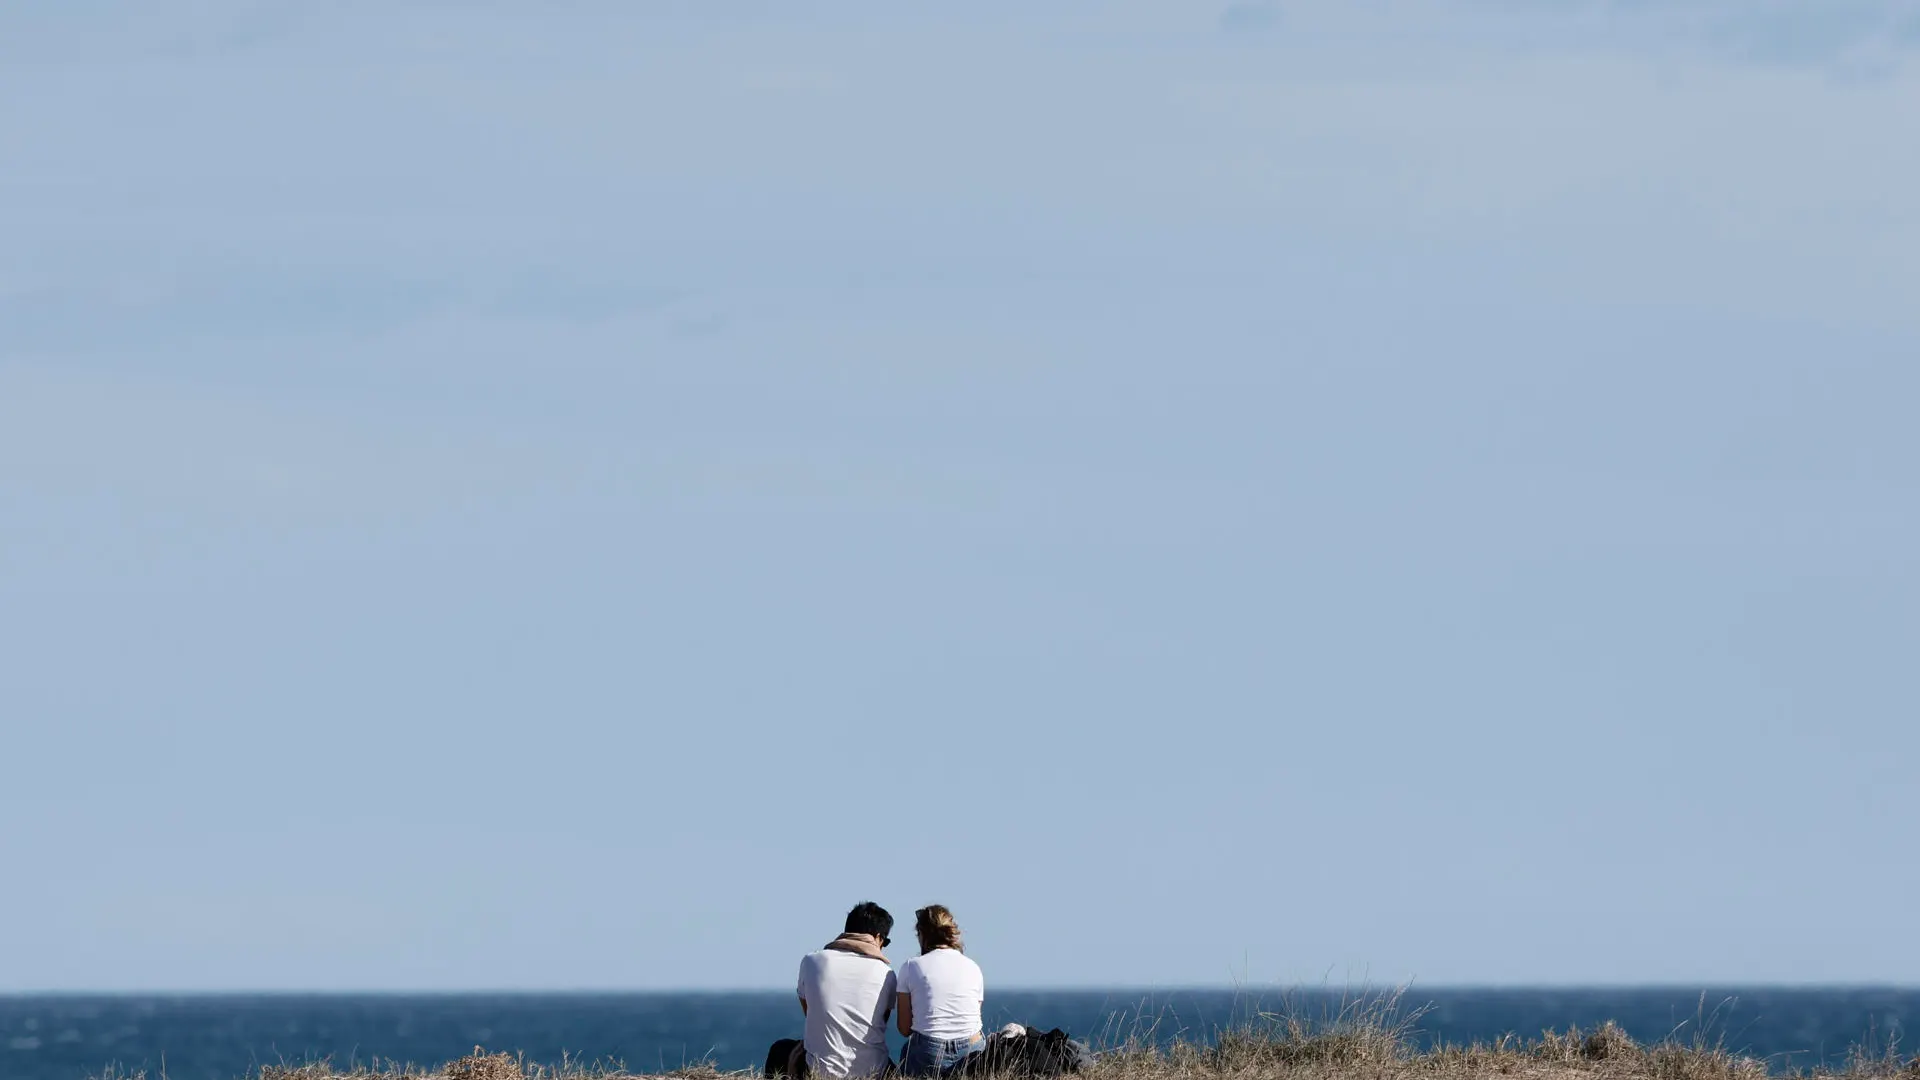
left=803, top=949, right=877, bottom=973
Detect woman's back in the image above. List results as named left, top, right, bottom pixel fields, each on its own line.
left=899, top=947, right=984, bottom=1040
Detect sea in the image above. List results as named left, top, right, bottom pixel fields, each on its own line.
left=1, top=988, right=1913, bottom=1080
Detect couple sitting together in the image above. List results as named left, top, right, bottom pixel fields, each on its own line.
left=794, top=901, right=985, bottom=1079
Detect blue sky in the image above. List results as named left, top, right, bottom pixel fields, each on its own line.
left=2, top=0, right=1917, bottom=991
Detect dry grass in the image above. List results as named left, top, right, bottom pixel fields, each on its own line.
left=89, top=1011, right=1920, bottom=1080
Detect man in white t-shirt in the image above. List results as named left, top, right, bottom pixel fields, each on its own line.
left=794, top=902, right=899, bottom=1079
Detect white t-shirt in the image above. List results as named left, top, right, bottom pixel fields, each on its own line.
left=797, top=950, right=897, bottom=1078
left=897, top=947, right=984, bottom=1041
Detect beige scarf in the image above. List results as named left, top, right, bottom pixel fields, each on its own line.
left=823, top=932, right=889, bottom=963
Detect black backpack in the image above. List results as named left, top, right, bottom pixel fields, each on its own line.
left=962, top=1027, right=1091, bottom=1077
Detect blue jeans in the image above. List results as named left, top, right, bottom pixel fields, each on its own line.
left=900, top=1032, right=984, bottom=1077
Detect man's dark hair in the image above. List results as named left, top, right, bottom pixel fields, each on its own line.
left=843, top=901, right=894, bottom=940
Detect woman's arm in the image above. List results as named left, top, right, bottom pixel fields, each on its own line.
left=896, top=992, right=913, bottom=1037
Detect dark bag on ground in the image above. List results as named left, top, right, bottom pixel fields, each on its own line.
left=960, top=1027, right=1092, bottom=1077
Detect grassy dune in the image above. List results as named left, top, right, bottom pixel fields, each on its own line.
left=95, top=997, right=1920, bottom=1080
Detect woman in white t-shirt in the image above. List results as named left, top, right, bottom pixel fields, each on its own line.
left=894, top=904, right=986, bottom=1077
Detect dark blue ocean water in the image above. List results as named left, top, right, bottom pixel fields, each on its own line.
left=1, top=989, right=1912, bottom=1080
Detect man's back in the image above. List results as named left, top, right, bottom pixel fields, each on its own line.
left=797, top=949, right=897, bottom=1078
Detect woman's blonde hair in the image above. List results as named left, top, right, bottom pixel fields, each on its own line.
left=914, top=904, right=963, bottom=954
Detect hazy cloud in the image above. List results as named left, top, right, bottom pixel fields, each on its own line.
left=1703, top=0, right=1918, bottom=69
left=669, top=311, right=731, bottom=339
left=1218, top=2, right=1281, bottom=34
left=0, top=272, right=688, bottom=356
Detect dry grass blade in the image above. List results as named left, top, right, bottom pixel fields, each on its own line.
left=444, top=1049, right=528, bottom=1080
